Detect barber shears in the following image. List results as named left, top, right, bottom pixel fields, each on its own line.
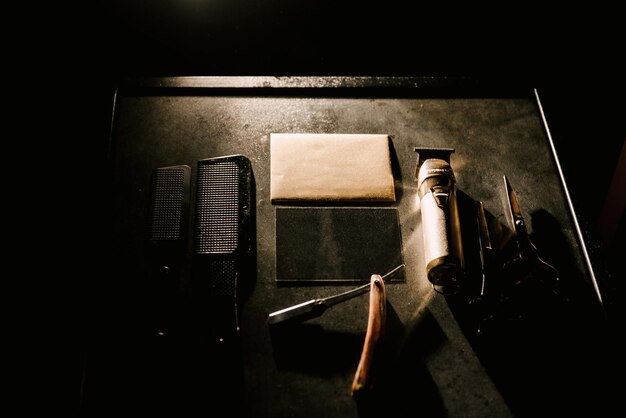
left=471, top=176, right=567, bottom=333
left=501, top=176, right=564, bottom=303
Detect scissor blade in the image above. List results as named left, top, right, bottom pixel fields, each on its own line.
left=504, top=175, right=525, bottom=227
left=476, top=201, right=492, bottom=252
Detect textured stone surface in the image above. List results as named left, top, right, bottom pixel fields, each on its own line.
left=93, top=84, right=606, bottom=417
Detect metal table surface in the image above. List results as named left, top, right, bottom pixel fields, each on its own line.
left=84, top=77, right=615, bottom=417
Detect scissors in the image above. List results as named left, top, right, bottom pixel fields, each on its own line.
left=501, top=176, right=564, bottom=309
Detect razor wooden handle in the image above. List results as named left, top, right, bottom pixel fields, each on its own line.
left=351, top=274, right=386, bottom=397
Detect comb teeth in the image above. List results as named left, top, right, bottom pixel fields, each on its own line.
left=195, top=161, right=240, bottom=253
left=149, top=166, right=190, bottom=241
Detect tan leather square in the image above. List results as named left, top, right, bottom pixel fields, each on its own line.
left=270, top=133, right=395, bottom=202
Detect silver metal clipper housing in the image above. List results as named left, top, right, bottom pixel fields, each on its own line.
left=415, top=147, right=465, bottom=293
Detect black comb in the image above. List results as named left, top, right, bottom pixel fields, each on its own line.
left=146, top=165, right=191, bottom=336
left=193, top=155, right=253, bottom=342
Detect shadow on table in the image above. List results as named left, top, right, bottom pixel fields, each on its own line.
left=445, top=204, right=621, bottom=417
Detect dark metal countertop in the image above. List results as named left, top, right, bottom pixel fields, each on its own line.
left=84, top=77, right=617, bottom=417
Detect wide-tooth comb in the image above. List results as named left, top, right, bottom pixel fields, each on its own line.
left=193, top=155, right=253, bottom=342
